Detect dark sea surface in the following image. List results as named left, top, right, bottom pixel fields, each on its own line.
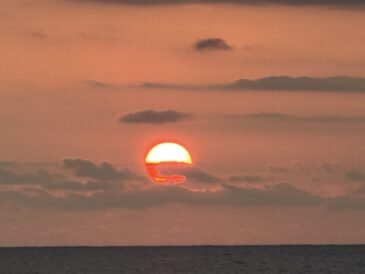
left=0, top=245, right=364, bottom=274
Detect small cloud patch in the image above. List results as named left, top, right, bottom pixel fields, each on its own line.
left=193, top=38, right=232, bottom=51
left=119, top=110, right=192, bottom=124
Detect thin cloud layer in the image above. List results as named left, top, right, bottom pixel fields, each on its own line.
left=0, top=169, right=64, bottom=185
left=1, top=160, right=365, bottom=210
left=193, top=38, right=232, bottom=51
left=229, top=174, right=263, bottom=183
left=137, top=76, right=365, bottom=92
left=63, top=158, right=134, bottom=181
left=225, top=76, right=365, bottom=92
left=119, top=110, right=192, bottom=124
left=0, top=183, right=323, bottom=210
left=72, top=0, right=365, bottom=7
left=1, top=181, right=365, bottom=210
left=240, top=113, right=365, bottom=123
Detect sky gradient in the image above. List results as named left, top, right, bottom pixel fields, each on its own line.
left=1, top=0, right=365, bottom=246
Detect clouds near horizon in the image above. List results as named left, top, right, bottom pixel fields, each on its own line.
left=1, top=159, right=365, bottom=211
left=137, top=76, right=365, bottom=92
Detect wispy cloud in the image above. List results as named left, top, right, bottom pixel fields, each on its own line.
left=1, top=159, right=365, bottom=210
left=63, top=158, right=135, bottom=181
left=119, top=110, right=193, bottom=124
left=135, top=76, right=365, bottom=92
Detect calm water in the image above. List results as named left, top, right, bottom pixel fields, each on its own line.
left=0, top=245, right=364, bottom=274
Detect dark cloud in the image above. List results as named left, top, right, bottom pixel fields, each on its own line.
left=327, top=196, right=365, bottom=210
left=119, top=110, right=192, bottom=124
left=239, top=112, right=365, bottom=124
left=0, top=182, right=324, bottom=210
left=63, top=158, right=134, bottom=181
left=183, top=167, right=221, bottom=183
left=0, top=169, right=64, bottom=185
left=2, top=160, right=365, bottom=211
left=229, top=174, right=263, bottom=183
left=193, top=38, right=232, bottom=51
left=345, top=169, right=365, bottom=182
left=136, top=76, right=365, bottom=92
left=72, top=0, right=365, bottom=7
left=0, top=160, right=132, bottom=192
left=42, top=180, right=117, bottom=191
left=224, top=76, right=365, bottom=92
left=0, top=161, right=18, bottom=168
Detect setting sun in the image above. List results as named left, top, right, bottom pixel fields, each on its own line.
left=145, top=142, right=192, bottom=183
left=145, top=142, right=192, bottom=164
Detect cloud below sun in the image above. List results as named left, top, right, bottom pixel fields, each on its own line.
left=1, top=159, right=365, bottom=211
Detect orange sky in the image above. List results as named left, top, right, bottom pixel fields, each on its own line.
left=1, top=0, right=365, bottom=246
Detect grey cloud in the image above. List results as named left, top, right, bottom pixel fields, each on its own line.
left=2, top=160, right=365, bottom=210
left=221, top=76, right=365, bottom=92
left=345, top=169, right=365, bottom=181
left=119, top=110, right=192, bottom=124
left=239, top=113, right=365, bottom=124
left=136, top=76, right=365, bottom=92
left=229, top=174, right=263, bottom=183
left=0, top=161, right=18, bottom=168
left=183, top=167, right=221, bottom=183
left=133, top=82, right=197, bottom=90
left=327, top=196, right=365, bottom=210
left=217, top=113, right=365, bottom=134
left=63, top=158, right=134, bottom=181
left=158, top=165, right=221, bottom=183
left=0, top=182, right=324, bottom=210
left=193, top=38, right=232, bottom=51
left=71, top=0, right=365, bottom=7
left=0, top=160, right=132, bottom=191
left=42, top=180, right=117, bottom=191
left=0, top=169, right=64, bottom=185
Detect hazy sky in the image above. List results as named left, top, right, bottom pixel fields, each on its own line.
left=1, top=0, right=365, bottom=246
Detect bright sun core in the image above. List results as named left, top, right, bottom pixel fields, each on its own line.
left=144, top=142, right=192, bottom=183
left=145, top=142, right=192, bottom=164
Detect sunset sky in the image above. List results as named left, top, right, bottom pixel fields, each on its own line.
left=1, top=0, right=365, bottom=246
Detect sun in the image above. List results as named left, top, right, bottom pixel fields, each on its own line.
left=145, top=142, right=192, bottom=164
left=144, top=142, right=192, bottom=183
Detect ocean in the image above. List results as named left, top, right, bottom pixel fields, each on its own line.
left=0, top=245, right=364, bottom=274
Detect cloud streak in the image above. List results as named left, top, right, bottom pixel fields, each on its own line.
left=63, top=158, right=135, bottom=181
left=1, top=160, right=365, bottom=210
left=0, top=183, right=324, bottom=210
left=193, top=38, right=232, bottom=51
left=136, top=76, right=365, bottom=92
left=119, top=110, right=192, bottom=124
left=236, top=113, right=365, bottom=125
